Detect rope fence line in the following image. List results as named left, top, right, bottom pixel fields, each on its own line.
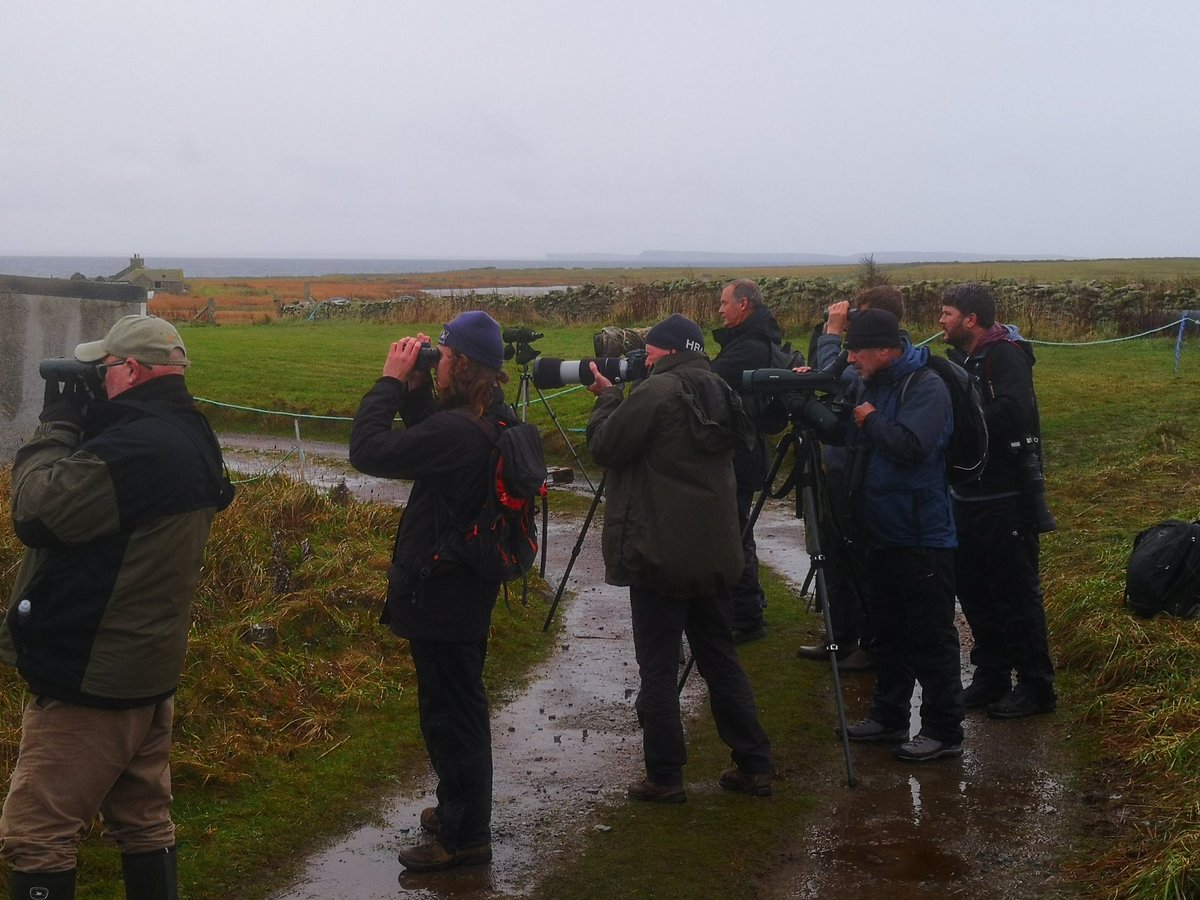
left=916, top=316, right=1200, bottom=348
left=204, top=318, right=1200, bottom=480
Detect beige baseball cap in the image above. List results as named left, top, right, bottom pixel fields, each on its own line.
left=75, top=315, right=191, bottom=368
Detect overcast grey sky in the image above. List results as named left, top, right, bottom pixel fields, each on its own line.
left=2, top=1, right=1196, bottom=260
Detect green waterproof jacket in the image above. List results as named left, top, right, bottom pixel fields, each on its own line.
left=0, top=378, right=233, bottom=707
left=586, top=352, right=753, bottom=597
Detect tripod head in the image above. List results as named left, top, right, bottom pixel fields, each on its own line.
left=504, top=326, right=544, bottom=368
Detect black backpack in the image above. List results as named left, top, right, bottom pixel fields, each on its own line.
left=900, top=355, right=989, bottom=488
left=436, top=413, right=546, bottom=582
left=1123, top=519, right=1200, bottom=619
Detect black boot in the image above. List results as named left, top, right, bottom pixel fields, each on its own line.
left=121, top=846, right=179, bottom=900
left=10, top=868, right=75, bottom=899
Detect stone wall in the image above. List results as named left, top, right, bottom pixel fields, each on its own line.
left=0, top=275, right=145, bottom=463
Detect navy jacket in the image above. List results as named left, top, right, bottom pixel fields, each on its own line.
left=846, top=344, right=956, bottom=549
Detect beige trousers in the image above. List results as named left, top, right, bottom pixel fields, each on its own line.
left=0, top=695, right=175, bottom=872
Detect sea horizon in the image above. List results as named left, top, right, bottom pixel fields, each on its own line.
left=0, top=249, right=1087, bottom=280
left=0, top=255, right=651, bottom=280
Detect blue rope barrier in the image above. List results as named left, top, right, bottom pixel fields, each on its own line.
left=916, top=317, right=1200, bottom=349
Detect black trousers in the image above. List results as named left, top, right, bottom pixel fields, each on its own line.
left=864, top=547, right=964, bottom=744
left=728, top=486, right=767, bottom=630
left=629, top=585, right=772, bottom=785
left=408, top=638, right=493, bottom=850
left=955, top=496, right=1056, bottom=699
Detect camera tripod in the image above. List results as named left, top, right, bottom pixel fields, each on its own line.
left=508, top=338, right=597, bottom=493
left=677, top=420, right=858, bottom=788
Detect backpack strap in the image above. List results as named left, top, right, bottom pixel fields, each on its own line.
left=898, top=365, right=930, bottom=404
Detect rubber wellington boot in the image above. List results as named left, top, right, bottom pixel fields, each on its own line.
left=10, top=868, right=76, bottom=899
left=121, top=846, right=179, bottom=900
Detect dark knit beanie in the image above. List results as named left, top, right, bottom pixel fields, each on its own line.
left=438, top=311, right=504, bottom=369
left=845, top=308, right=903, bottom=350
left=645, top=313, right=705, bottom=354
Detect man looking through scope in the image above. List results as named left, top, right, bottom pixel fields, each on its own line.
left=834, top=309, right=965, bottom=762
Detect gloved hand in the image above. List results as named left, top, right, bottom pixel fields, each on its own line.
left=39, top=377, right=89, bottom=427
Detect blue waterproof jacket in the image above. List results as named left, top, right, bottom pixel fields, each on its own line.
left=846, top=344, right=956, bottom=549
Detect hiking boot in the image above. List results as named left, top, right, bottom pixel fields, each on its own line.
left=797, top=639, right=855, bottom=661
left=893, top=734, right=963, bottom=762
left=419, top=806, right=440, bottom=834
left=719, top=767, right=772, bottom=797
left=732, top=623, right=767, bottom=645
left=627, top=779, right=687, bottom=804
left=397, top=839, right=492, bottom=872
left=987, top=685, right=1057, bottom=720
left=837, top=717, right=909, bottom=743
left=836, top=647, right=875, bottom=672
left=959, top=680, right=1009, bottom=709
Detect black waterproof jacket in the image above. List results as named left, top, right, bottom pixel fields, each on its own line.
left=947, top=331, right=1043, bottom=499
left=711, top=304, right=784, bottom=487
left=349, top=378, right=501, bottom=642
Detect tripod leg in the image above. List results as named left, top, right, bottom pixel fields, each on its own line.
left=812, top=557, right=857, bottom=788
left=799, top=437, right=858, bottom=789
left=677, top=654, right=695, bottom=695
left=540, top=489, right=549, bottom=579
left=744, top=430, right=797, bottom=541
left=799, top=564, right=816, bottom=608
left=542, top=472, right=606, bottom=633
left=531, top=381, right=596, bottom=492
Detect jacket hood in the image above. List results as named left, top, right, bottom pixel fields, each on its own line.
left=974, top=321, right=1036, bottom=366
left=653, top=353, right=753, bottom=453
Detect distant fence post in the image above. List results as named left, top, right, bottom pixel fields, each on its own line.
left=1174, top=311, right=1199, bottom=374
left=293, top=418, right=307, bottom=481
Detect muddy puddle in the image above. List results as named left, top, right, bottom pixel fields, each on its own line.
left=221, top=435, right=1080, bottom=899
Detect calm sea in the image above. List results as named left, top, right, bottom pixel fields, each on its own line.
left=0, top=256, right=638, bottom=280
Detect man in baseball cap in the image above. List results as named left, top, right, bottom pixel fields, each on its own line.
left=75, top=314, right=191, bottom=368
left=0, top=313, right=232, bottom=897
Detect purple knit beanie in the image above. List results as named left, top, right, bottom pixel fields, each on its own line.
left=438, top=311, right=504, bottom=369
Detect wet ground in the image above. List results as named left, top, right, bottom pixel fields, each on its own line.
left=221, top=436, right=1082, bottom=899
